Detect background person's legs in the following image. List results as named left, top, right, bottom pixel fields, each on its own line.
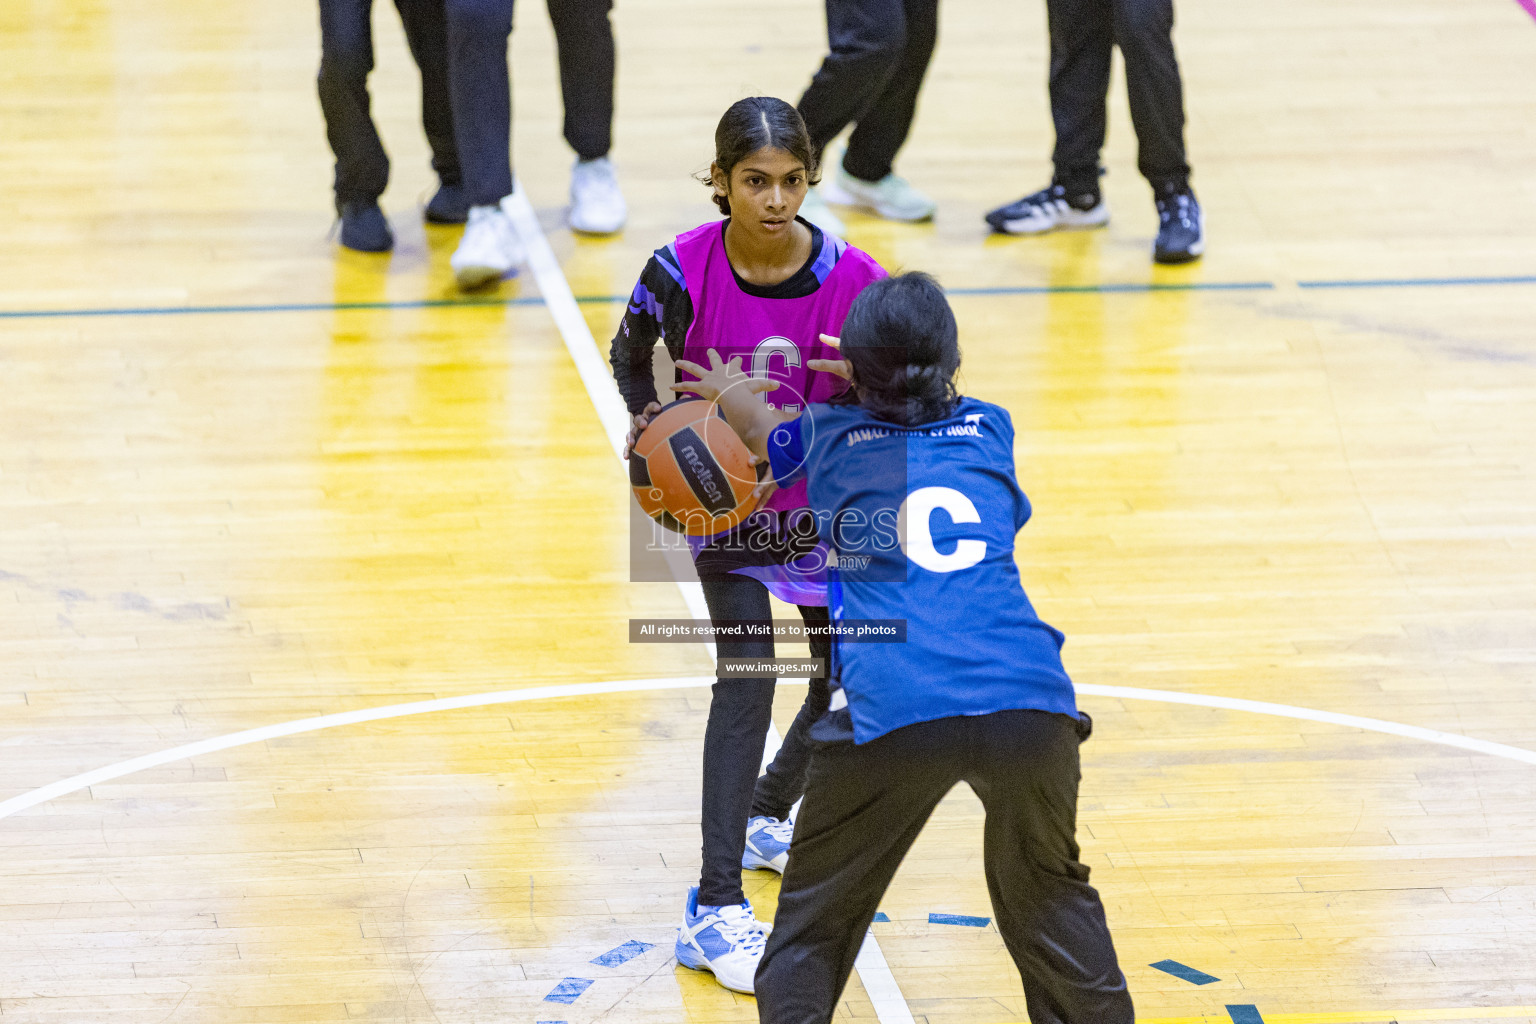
left=392, top=0, right=462, bottom=198
left=444, top=0, right=514, bottom=207
left=967, top=710, right=1135, bottom=1024
left=318, top=0, right=388, bottom=207
left=796, top=0, right=908, bottom=171
left=545, top=0, right=615, bottom=161
left=1046, top=0, right=1114, bottom=195
left=840, top=0, right=937, bottom=183
left=756, top=720, right=961, bottom=1024
left=1110, top=0, right=1189, bottom=192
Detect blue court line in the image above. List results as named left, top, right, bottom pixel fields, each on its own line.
left=1298, top=274, right=1536, bottom=289
left=543, top=978, right=594, bottom=1004
left=6, top=273, right=1534, bottom=321
left=1227, top=1005, right=1266, bottom=1024
left=871, top=912, right=891, bottom=923
left=1149, top=959, right=1220, bottom=985
left=590, top=940, right=654, bottom=967
left=945, top=281, right=1274, bottom=296
left=929, top=913, right=991, bottom=927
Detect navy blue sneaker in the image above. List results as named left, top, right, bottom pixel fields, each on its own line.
left=985, top=183, right=1108, bottom=235
left=425, top=182, right=469, bottom=224
left=338, top=201, right=393, bottom=252
left=1153, top=187, right=1204, bottom=264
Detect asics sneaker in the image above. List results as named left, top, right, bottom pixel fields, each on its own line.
left=568, top=156, right=627, bottom=235
left=337, top=200, right=393, bottom=252
left=451, top=201, right=523, bottom=289
left=823, top=166, right=936, bottom=222
left=1153, top=186, right=1204, bottom=264
left=798, top=187, right=845, bottom=237
left=742, top=815, right=794, bottom=873
left=675, top=886, right=771, bottom=993
left=984, top=184, right=1108, bottom=235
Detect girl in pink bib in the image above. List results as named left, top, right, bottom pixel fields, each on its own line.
left=608, top=97, right=884, bottom=993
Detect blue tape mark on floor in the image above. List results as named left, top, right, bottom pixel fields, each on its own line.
left=1298, top=274, right=1536, bottom=289
left=1227, top=1005, right=1265, bottom=1024
left=929, top=913, right=990, bottom=927
left=871, top=912, right=890, bottom=923
left=543, top=978, right=594, bottom=1004
left=536, top=1021, right=569, bottom=1023
left=1149, top=959, right=1219, bottom=985
left=591, top=940, right=654, bottom=967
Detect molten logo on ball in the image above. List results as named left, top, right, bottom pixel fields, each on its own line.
left=630, top=399, right=763, bottom=536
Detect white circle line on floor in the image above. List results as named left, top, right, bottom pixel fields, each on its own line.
left=5, top=676, right=1533, bottom=823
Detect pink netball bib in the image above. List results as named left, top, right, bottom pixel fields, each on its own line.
left=672, top=220, right=885, bottom=516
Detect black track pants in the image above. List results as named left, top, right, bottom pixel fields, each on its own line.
left=796, top=0, right=939, bottom=183
left=697, top=575, right=831, bottom=907
left=317, top=0, right=460, bottom=205
left=443, top=0, right=615, bottom=206
left=1046, top=0, right=1190, bottom=193
left=756, top=709, right=1134, bottom=1024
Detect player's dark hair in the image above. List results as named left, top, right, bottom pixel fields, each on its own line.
left=838, top=272, right=961, bottom=426
left=702, top=97, right=820, bottom=216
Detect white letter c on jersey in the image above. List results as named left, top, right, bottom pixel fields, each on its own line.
left=898, top=486, right=988, bottom=573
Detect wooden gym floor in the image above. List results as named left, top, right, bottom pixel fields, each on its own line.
left=2, top=0, right=1536, bottom=1021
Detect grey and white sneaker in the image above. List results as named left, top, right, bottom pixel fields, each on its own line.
left=1153, top=186, right=1204, bottom=264
left=569, top=156, right=626, bottom=235
left=451, top=201, right=523, bottom=289
left=798, top=187, right=846, bottom=237
left=985, top=184, right=1108, bottom=235
left=823, top=166, right=936, bottom=222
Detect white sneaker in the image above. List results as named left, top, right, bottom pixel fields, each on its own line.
left=823, top=165, right=936, bottom=222
left=451, top=202, right=523, bottom=289
left=674, top=886, right=771, bottom=993
left=742, top=815, right=794, bottom=873
left=798, top=187, right=845, bottom=237
left=569, top=156, right=627, bottom=235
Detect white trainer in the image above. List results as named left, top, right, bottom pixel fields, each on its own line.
left=568, top=156, right=627, bottom=235
left=798, top=187, right=846, bottom=238
left=823, top=165, right=936, bottom=222
left=674, top=886, right=771, bottom=993
left=451, top=201, right=523, bottom=289
left=742, top=815, right=794, bottom=873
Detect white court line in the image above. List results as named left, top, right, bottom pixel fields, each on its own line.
left=501, top=187, right=914, bottom=1019
left=8, top=676, right=1535, bottom=824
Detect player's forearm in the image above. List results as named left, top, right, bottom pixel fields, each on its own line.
left=716, top=387, right=791, bottom=459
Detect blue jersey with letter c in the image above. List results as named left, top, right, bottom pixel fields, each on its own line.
left=766, top=396, right=1077, bottom=744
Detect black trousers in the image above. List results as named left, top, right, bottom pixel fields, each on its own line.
left=444, top=0, right=616, bottom=206
left=796, top=0, right=939, bottom=183
left=1046, top=0, right=1190, bottom=194
left=698, top=576, right=832, bottom=907
left=318, top=0, right=461, bottom=205
left=756, top=709, right=1134, bottom=1024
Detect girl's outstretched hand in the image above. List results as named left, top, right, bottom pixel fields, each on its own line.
left=807, top=333, right=852, bottom=380
left=671, top=348, right=779, bottom=402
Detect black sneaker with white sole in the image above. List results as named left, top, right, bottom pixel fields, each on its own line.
left=1153, top=188, right=1204, bottom=264
left=985, top=184, right=1108, bottom=235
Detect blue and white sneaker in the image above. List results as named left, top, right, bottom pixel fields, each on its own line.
left=742, top=815, right=794, bottom=873
left=675, top=886, right=770, bottom=993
